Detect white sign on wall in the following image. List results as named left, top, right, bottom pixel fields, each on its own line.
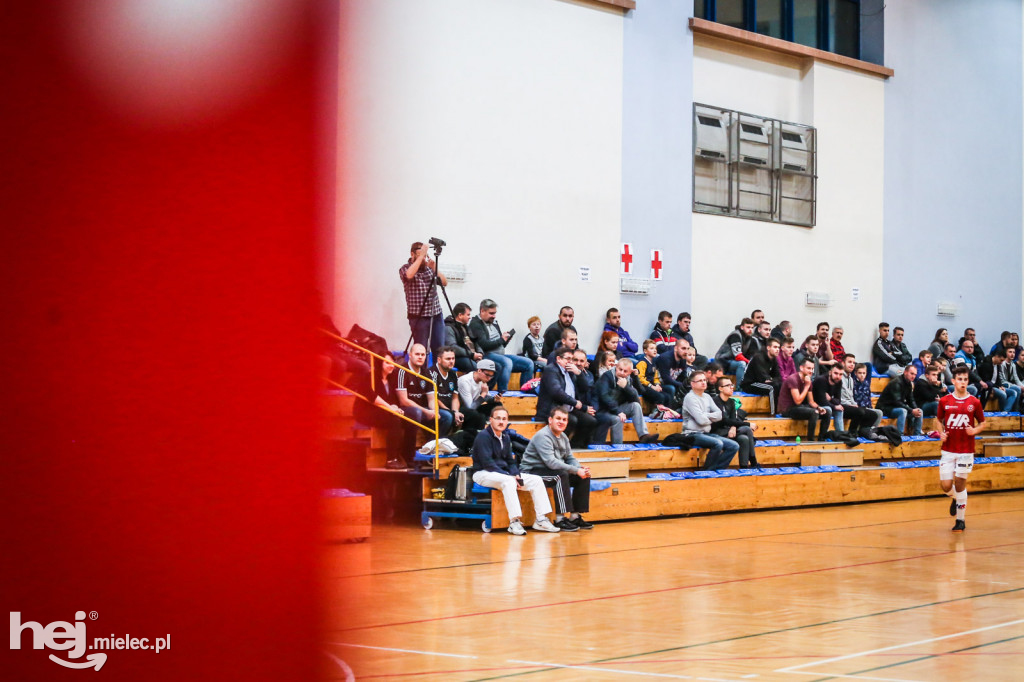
left=578, top=266, right=591, bottom=282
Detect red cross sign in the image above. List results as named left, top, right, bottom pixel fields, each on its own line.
left=620, top=243, right=633, bottom=274
left=651, top=249, right=663, bottom=280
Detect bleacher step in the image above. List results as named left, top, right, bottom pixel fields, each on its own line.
left=576, top=456, right=630, bottom=479
left=801, top=449, right=864, bottom=467
left=489, top=459, right=1024, bottom=527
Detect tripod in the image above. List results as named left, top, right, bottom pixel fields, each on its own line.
left=403, top=244, right=454, bottom=357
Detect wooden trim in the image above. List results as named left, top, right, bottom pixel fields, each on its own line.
left=690, top=17, right=894, bottom=79
left=592, top=0, right=635, bottom=10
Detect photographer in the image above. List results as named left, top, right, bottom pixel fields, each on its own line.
left=399, top=240, right=448, bottom=355
left=469, top=298, right=533, bottom=394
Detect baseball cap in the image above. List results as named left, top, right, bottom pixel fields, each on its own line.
left=476, top=359, right=496, bottom=372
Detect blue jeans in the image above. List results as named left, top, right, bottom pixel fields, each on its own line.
left=727, top=360, right=747, bottom=386
left=1004, top=385, right=1021, bottom=412
left=408, top=313, right=445, bottom=355
left=690, top=432, right=739, bottom=470
left=485, top=352, right=534, bottom=392
left=883, top=407, right=922, bottom=435
left=920, top=401, right=939, bottom=418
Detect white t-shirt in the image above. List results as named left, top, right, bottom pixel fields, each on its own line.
left=458, top=372, right=487, bottom=409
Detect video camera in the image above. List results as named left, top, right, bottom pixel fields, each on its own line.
left=428, top=236, right=446, bottom=254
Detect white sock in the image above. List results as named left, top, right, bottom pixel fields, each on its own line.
left=956, top=490, right=967, bottom=521
left=570, top=512, right=580, bottom=520
left=555, top=514, right=565, bottom=522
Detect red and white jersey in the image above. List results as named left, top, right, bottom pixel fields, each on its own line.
left=936, top=393, right=985, bottom=454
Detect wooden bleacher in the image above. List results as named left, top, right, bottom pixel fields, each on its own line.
left=325, top=369, right=1024, bottom=530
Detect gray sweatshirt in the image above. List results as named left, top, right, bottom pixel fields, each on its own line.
left=520, top=425, right=579, bottom=474
left=682, top=391, right=722, bottom=434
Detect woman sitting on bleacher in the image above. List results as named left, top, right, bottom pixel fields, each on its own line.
left=354, top=356, right=414, bottom=469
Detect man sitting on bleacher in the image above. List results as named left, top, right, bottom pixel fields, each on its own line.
left=839, top=354, right=882, bottom=429
left=715, top=317, right=755, bottom=386
left=520, top=406, right=593, bottom=531
left=535, top=346, right=597, bottom=448
left=779, top=357, right=830, bottom=441
left=811, top=364, right=846, bottom=434
left=872, top=322, right=903, bottom=378
left=914, top=362, right=948, bottom=418
left=875, top=364, right=923, bottom=435
left=542, top=306, right=576, bottom=358
left=397, top=343, right=452, bottom=436
left=458, top=359, right=499, bottom=431
left=655, top=337, right=692, bottom=400
left=546, top=327, right=579, bottom=365
left=650, top=311, right=677, bottom=354
left=682, top=370, right=739, bottom=471
left=596, top=358, right=660, bottom=445
left=604, top=308, right=640, bottom=361
left=471, top=406, right=561, bottom=535
left=444, top=302, right=482, bottom=373
left=427, top=346, right=464, bottom=436
left=469, top=298, right=532, bottom=394
left=741, top=336, right=781, bottom=415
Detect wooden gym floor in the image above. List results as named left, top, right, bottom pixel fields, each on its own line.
left=322, top=491, right=1024, bottom=681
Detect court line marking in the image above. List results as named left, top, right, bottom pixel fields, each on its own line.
left=333, top=505, right=1024, bottom=579
left=328, top=641, right=478, bottom=659
left=339, top=540, right=1024, bottom=632
left=801, top=634, right=1024, bottom=682
left=783, top=674, right=914, bottom=681
left=775, top=618, right=1024, bottom=674
left=509, top=659, right=734, bottom=680
left=465, top=587, right=1024, bottom=681
left=323, top=651, right=356, bottom=682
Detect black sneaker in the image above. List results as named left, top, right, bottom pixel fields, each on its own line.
left=952, top=519, right=966, bottom=532
left=949, top=498, right=957, bottom=517
left=554, top=518, right=579, bottom=532
left=638, top=433, right=660, bottom=444
left=571, top=516, right=594, bottom=530
left=385, top=458, right=406, bottom=470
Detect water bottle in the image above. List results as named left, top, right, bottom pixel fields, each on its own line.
left=795, top=436, right=801, bottom=444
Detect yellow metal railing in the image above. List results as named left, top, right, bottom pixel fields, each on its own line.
left=321, top=329, right=441, bottom=471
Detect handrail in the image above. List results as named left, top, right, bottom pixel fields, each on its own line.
left=321, top=329, right=441, bottom=472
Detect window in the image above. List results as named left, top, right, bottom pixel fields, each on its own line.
left=695, top=0, right=863, bottom=60
left=693, top=103, right=817, bottom=227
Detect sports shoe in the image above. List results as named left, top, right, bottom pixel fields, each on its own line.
left=928, top=430, right=941, bottom=439
left=571, top=515, right=594, bottom=529
left=385, top=458, right=406, bottom=470
left=554, top=518, right=579, bottom=532
left=949, top=498, right=957, bottom=517
left=639, top=433, right=660, bottom=444
left=507, top=520, right=527, bottom=536
left=952, top=519, right=966, bottom=532
left=531, top=517, right=560, bottom=533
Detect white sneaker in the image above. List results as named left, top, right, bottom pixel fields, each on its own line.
left=532, top=517, right=561, bottom=533
left=507, top=520, right=527, bottom=536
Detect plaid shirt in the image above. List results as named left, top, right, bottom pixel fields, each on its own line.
left=830, top=338, right=846, bottom=362
left=399, top=259, right=440, bottom=318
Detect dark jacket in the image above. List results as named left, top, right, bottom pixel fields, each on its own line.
left=872, top=336, right=899, bottom=373
left=913, top=377, right=945, bottom=406
left=770, top=325, right=788, bottom=342
left=711, top=395, right=750, bottom=435
left=670, top=324, right=696, bottom=351
left=469, top=316, right=508, bottom=353
left=520, top=334, right=544, bottom=361
left=876, top=375, right=918, bottom=412
left=741, top=349, right=780, bottom=390
left=535, top=363, right=578, bottom=420
left=444, top=316, right=477, bottom=360
left=893, top=341, right=913, bottom=367
left=541, top=321, right=576, bottom=358
left=574, top=367, right=598, bottom=409
left=654, top=349, right=690, bottom=394
left=471, top=425, right=529, bottom=476
left=595, top=369, right=641, bottom=413
left=976, top=356, right=1004, bottom=388
left=811, top=374, right=842, bottom=409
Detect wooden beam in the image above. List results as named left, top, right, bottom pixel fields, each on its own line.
left=690, top=17, right=894, bottom=79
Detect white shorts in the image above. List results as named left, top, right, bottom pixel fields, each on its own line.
left=939, top=450, right=974, bottom=480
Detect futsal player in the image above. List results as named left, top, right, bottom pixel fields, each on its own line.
left=935, top=365, right=985, bottom=532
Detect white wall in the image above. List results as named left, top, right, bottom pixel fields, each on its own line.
left=690, top=38, right=885, bottom=361
left=336, top=0, right=625, bottom=350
